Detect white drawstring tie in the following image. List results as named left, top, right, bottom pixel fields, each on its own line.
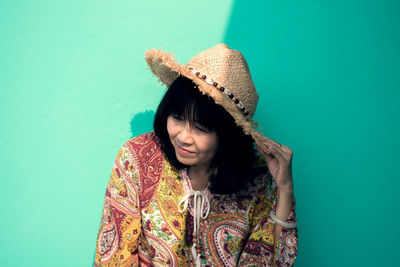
left=178, top=189, right=210, bottom=267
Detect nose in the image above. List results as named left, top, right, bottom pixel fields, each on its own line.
left=177, top=122, right=194, bottom=144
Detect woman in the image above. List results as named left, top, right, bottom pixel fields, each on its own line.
left=94, top=44, right=297, bottom=266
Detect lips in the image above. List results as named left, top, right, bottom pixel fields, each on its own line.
left=176, top=144, right=194, bottom=155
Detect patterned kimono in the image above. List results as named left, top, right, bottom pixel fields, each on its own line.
left=94, top=132, right=297, bottom=266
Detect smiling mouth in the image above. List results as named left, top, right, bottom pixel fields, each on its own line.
left=176, top=145, right=194, bottom=154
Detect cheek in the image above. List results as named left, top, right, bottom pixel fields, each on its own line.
left=201, top=136, right=218, bottom=155
left=166, top=118, right=176, bottom=137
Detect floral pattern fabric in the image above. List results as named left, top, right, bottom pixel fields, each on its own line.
left=94, top=132, right=297, bottom=266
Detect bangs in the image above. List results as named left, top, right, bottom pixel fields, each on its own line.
left=167, top=76, right=227, bottom=132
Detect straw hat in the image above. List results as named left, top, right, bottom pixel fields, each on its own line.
left=144, top=43, right=272, bottom=154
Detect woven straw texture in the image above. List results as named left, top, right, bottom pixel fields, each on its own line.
left=144, top=43, right=271, bottom=154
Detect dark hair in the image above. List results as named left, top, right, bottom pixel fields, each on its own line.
left=154, top=75, right=264, bottom=194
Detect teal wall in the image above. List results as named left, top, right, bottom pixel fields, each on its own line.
left=1, top=0, right=398, bottom=266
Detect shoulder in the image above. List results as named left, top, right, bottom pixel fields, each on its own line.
left=123, top=131, right=165, bottom=173
left=124, top=131, right=161, bottom=149
left=120, top=131, right=162, bottom=156
left=116, top=132, right=164, bottom=175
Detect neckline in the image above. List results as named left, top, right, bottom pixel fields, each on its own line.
left=180, top=168, right=210, bottom=193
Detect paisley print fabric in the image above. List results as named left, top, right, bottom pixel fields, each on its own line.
left=94, top=132, right=298, bottom=266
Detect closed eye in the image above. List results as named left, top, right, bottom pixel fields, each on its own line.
left=195, top=124, right=211, bottom=133
left=172, top=114, right=183, bottom=121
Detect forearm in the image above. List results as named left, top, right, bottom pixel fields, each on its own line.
left=273, top=186, right=294, bottom=242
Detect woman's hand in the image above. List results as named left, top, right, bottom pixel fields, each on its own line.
left=257, top=135, right=295, bottom=227
left=256, top=136, right=294, bottom=194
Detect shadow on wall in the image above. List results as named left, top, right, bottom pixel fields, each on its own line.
left=130, top=110, right=156, bottom=138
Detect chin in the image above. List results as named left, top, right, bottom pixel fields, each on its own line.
left=175, top=154, right=196, bottom=166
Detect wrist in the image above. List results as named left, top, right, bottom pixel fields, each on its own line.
left=275, top=189, right=294, bottom=223
left=277, top=182, right=294, bottom=195
left=276, top=189, right=294, bottom=208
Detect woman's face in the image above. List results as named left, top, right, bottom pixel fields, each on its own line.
left=167, top=114, right=218, bottom=169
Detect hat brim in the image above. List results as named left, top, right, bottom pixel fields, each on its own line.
left=144, top=48, right=272, bottom=155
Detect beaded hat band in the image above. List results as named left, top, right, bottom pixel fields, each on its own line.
left=188, top=67, right=250, bottom=117
left=144, top=43, right=272, bottom=154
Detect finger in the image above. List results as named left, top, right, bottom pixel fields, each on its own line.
left=263, top=141, right=293, bottom=165
left=256, top=144, right=271, bottom=158
left=261, top=136, right=292, bottom=160
left=264, top=153, right=275, bottom=161
left=261, top=136, right=288, bottom=154
left=256, top=143, right=283, bottom=164
left=267, top=145, right=286, bottom=161
left=261, top=135, right=282, bottom=148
